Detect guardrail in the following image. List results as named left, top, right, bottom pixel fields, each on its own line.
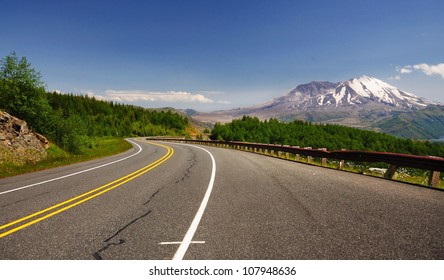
left=146, top=138, right=444, bottom=188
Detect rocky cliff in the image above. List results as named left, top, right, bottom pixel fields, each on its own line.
left=0, top=111, right=49, bottom=165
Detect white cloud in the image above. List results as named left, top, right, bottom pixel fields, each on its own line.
left=100, top=90, right=214, bottom=103
left=217, top=100, right=231, bottom=104
left=413, top=63, right=444, bottom=79
left=397, top=63, right=444, bottom=79
left=396, top=65, right=413, bottom=74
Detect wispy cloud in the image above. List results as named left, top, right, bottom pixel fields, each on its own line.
left=388, top=75, right=401, bottom=81
left=397, top=63, right=444, bottom=79
left=396, top=65, right=413, bottom=74
left=89, top=90, right=214, bottom=104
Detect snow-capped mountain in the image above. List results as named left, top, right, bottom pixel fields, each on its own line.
left=191, top=76, right=444, bottom=139
left=258, top=76, right=433, bottom=112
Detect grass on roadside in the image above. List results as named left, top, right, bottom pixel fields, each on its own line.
left=0, top=137, right=132, bottom=178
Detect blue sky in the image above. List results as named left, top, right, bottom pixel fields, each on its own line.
left=1, top=0, right=443, bottom=111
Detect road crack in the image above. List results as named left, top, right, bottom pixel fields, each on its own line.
left=143, top=187, right=165, bottom=205
left=175, top=148, right=198, bottom=184
left=93, top=239, right=125, bottom=260
left=93, top=210, right=152, bottom=260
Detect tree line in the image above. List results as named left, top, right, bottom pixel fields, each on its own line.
left=210, top=116, right=444, bottom=157
left=0, top=52, right=189, bottom=154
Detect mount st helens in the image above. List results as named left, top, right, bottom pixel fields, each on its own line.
left=191, top=76, right=444, bottom=140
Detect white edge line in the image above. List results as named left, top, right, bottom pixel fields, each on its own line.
left=0, top=139, right=142, bottom=196
left=159, top=241, right=205, bottom=245
left=172, top=144, right=216, bottom=260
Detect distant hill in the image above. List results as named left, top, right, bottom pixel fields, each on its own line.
left=376, top=105, right=444, bottom=139
left=190, top=76, right=443, bottom=139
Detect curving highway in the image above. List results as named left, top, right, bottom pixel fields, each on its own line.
left=0, top=139, right=443, bottom=259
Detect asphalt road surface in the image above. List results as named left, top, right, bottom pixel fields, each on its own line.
left=0, top=139, right=443, bottom=259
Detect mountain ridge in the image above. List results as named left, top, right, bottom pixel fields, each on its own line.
left=247, top=76, right=434, bottom=112
left=189, top=76, right=443, bottom=140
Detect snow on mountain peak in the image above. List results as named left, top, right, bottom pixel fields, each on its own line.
left=342, top=76, right=427, bottom=107
left=272, top=76, right=433, bottom=111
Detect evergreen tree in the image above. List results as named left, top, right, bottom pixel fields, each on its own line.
left=210, top=116, right=444, bottom=157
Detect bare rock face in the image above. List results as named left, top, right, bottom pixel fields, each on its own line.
left=0, top=111, right=48, bottom=165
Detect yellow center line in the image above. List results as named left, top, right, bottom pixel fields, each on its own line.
left=0, top=141, right=174, bottom=239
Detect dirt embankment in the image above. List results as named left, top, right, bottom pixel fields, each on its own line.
left=0, top=111, right=49, bottom=165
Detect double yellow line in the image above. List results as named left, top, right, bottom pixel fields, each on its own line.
left=0, top=141, right=174, bottom=239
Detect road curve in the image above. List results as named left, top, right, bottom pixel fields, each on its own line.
left=0, top=139, right=443, bottom=259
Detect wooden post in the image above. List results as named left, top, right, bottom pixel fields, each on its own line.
left=338, top=159, right=345, bottom=170
left=319, top=148, right=327, bottom=166
left=307, top=156, right=313, bottom=164
left=384, top=165, right=398, bottom=179
left=428, top=171, right=440, bottom=188
left=321, top=157, right=327, bottom=166
left=338, top=149, right=346, bottom=170
left=295, top=154, right=300, bottom=161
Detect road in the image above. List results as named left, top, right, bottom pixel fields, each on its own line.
left=0, top=139, right=443, bottom=259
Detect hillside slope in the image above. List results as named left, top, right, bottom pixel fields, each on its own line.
left=376, top=105, right=444, bottom=139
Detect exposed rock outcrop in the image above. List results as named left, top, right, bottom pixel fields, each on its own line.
left=0, top=111, right=48, bottom=165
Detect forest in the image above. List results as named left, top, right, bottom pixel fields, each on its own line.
left=44, top=92, right=189, bottom=153
left=210, top=116, right=444, bottom=157
left=0, top=53, right=189, bottom=154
